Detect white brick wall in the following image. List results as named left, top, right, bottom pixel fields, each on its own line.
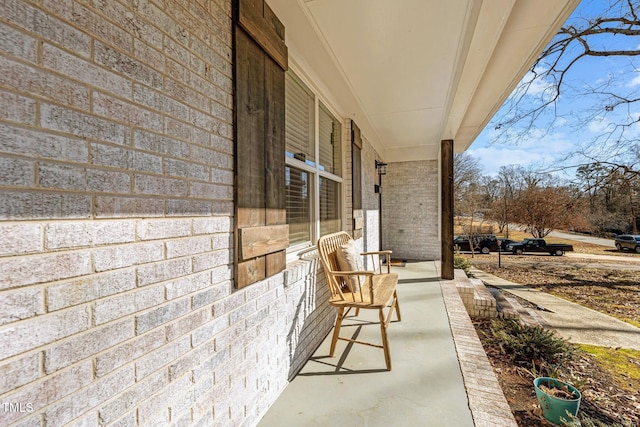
left=0, top=1, right=335, bottom=426
left=382, top=160, right=440, bottom=260
left=343, top=119, right=354, bottom=234
left=341, top=122, right=430, bottom=266
left=361, top=136, right=382, bottom=254
left=344, top=122, right=383, bottom=260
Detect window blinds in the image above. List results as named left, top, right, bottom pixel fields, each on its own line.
left=285, top=72, right=315, bottom=164
left=319, top=102, right=341, bottom=176
left=320, top=177, right=340, bottom=236
left=285, top=166, right=311, bottom=245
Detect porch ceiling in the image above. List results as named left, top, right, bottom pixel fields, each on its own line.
left=267, top=0, right=579, bottom=162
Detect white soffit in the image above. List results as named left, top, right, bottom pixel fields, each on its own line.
left=453, top=0, right=581, bottom=153
left=268, top=0, right=580, bottom=162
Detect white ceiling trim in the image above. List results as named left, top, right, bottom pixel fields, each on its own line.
left=443, top=0, right=515, bottom=144
left=453, top=0, right=581, bottom=152
left=270, top=0, right=387, bottom=158
left=268, top=0, right=581, bottom=162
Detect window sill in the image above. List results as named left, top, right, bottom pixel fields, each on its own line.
left=283, top=246, right=321, bottom=288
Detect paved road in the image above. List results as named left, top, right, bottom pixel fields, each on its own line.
left=550, top=230, right=640, bottom=266
left=462, top=228, right=640, bottom=268
left=505, top=230, right=640, bottom=268
left=548, top=230, right=616, bottom=247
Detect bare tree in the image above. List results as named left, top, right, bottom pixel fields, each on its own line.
left=453, top=152, right=483, bottom=216
left=453, top=153, right=494, bottom=256
left=495, top=0, right=640, bottom=150
left=496, top=165, right=521, bottom=236
left=458, top=182, right=487, bottom=257
left=575, top=163, right=610, bottom=212
left=512, top=186, right=578, bottom=237
left=573, top=162, right=640, bottom=233
left=493, top=0, right=640, bottom=177
left=479, top=175, right=501, bottom=204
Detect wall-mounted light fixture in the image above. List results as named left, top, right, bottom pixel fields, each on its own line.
left=375, top=160, right=388, bottom=250
left=375, top=160, right=388, bottom=193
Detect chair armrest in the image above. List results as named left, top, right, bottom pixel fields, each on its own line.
left=330, top=270, right=376, bottom=300
left=329, top=270, right=374, bottom=276
left=361, top=251, right=392, bottom=274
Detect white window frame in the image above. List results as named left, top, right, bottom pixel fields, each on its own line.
left=285, top=66, right=343, bottom=259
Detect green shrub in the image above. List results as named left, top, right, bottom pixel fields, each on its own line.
left=489, top=319, right=575, bottom=367
left=453, top=251, right=470, bottom=275
left=562, top=412, right=634, bottom=427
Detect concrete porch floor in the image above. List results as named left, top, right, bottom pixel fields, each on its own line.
left=258, top=262, right=515, bottom=427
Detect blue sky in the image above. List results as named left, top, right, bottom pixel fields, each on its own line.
left=467, top=0, right=640, bottom=177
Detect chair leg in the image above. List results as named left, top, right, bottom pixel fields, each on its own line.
left=393, top=291, right=401, bottom=321
left=379, top=308, right=392, bottom=370
left=330, top=307, right=345, bottom=357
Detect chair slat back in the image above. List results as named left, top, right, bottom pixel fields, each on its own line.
left=317, top=232, right=352, bottom=300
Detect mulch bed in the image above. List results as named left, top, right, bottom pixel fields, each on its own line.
left=462, top=243, right=640, bottom=425
left=474, top=319, right=640, bottom=426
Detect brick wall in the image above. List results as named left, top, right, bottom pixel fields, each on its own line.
left=0, top=1, right=332, bottom=426
left=342, top=122, right=384, bottom=269
left=382, top=160, right=440, bottom=260
left=361, top=136, right=381, bottom=254
left=343, top=119, right=353, bottom=235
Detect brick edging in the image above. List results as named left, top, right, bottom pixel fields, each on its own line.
left=440, top=278, right=518, bottom=427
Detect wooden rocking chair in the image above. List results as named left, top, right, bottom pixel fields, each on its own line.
left=317, top=231, right=401, bottom=370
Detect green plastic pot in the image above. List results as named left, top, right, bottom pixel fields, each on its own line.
left=534, top=377, right=581, bottom=425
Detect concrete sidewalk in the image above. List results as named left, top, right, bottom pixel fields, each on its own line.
left=471, top=267, right=640, bottom=351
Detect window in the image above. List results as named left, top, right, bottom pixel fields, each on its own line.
left=285, top=166, right=311, bottom=245
left=319, top=103, right=341, bottom=175
left=319, top=177, right=340, bottom=236
left=285, top=70, right=342, bottom=249
left=285, top=72, right=315, bottom=166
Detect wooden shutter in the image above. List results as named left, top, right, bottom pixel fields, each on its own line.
left=351, top=120, right=363, bottom=239
left=234, top=0, right=288, bottom=288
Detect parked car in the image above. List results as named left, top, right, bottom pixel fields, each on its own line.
left=453, top=235, right=514, bottom=254
left=505, top=238, right=574, bottom=256
left=614, top=234, right=640, bottom=253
